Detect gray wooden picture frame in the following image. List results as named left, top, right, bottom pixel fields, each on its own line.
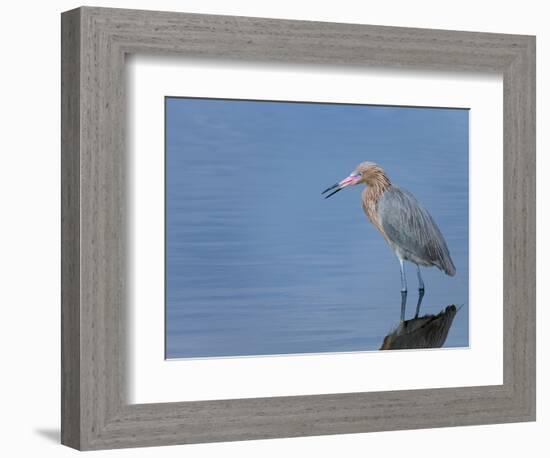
left=61, top=6, right=536, bottom=451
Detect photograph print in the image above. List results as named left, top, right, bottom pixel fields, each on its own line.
left=165, top=97, right=469, bottom=359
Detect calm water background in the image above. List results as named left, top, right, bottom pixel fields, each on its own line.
left=165, top=98, right=469, bottom=358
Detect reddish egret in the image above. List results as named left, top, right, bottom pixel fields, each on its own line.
left=322, top=161, right=455, bottom=321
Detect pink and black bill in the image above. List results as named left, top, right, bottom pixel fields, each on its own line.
left=321, top=174, right=361, bottom=199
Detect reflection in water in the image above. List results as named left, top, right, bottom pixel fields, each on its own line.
left=380, top=305, right=460, bottom=350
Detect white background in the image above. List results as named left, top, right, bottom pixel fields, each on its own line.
left=0, top=1, right=546, bottom=457
left=129, top=58, right=503, bottom=403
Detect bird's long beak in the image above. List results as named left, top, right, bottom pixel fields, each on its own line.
left=322, top=174, right=360, bottom=199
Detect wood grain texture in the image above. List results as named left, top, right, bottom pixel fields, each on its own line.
left=60, top=7, right=81, bottom=449
left=61, top=6, right=536, bottom=450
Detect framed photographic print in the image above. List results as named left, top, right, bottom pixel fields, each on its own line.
left=61, top=6, right=535, bottom=450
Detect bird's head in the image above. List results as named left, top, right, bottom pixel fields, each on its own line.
left=322, top=161, right=387, bottom=199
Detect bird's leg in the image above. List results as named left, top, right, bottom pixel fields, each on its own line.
left=399, top=259, right=407, bottom=321
left=414, top=265, right=425, bottom=319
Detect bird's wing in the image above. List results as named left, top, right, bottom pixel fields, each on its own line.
left=377, top=186, right=456, bottom=275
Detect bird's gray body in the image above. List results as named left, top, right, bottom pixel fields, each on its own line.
left=376, top=185, right=456, bottom=276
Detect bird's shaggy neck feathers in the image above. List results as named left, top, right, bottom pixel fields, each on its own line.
left=363, top=165, right=391, bottom=200
left=361, top=166, right=391, bottom=234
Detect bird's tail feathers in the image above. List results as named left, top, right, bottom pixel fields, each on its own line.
left=441, top=257, right=456, bottom=277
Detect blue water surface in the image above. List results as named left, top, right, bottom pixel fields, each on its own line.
left=165, top=98, right=469, bottom=358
